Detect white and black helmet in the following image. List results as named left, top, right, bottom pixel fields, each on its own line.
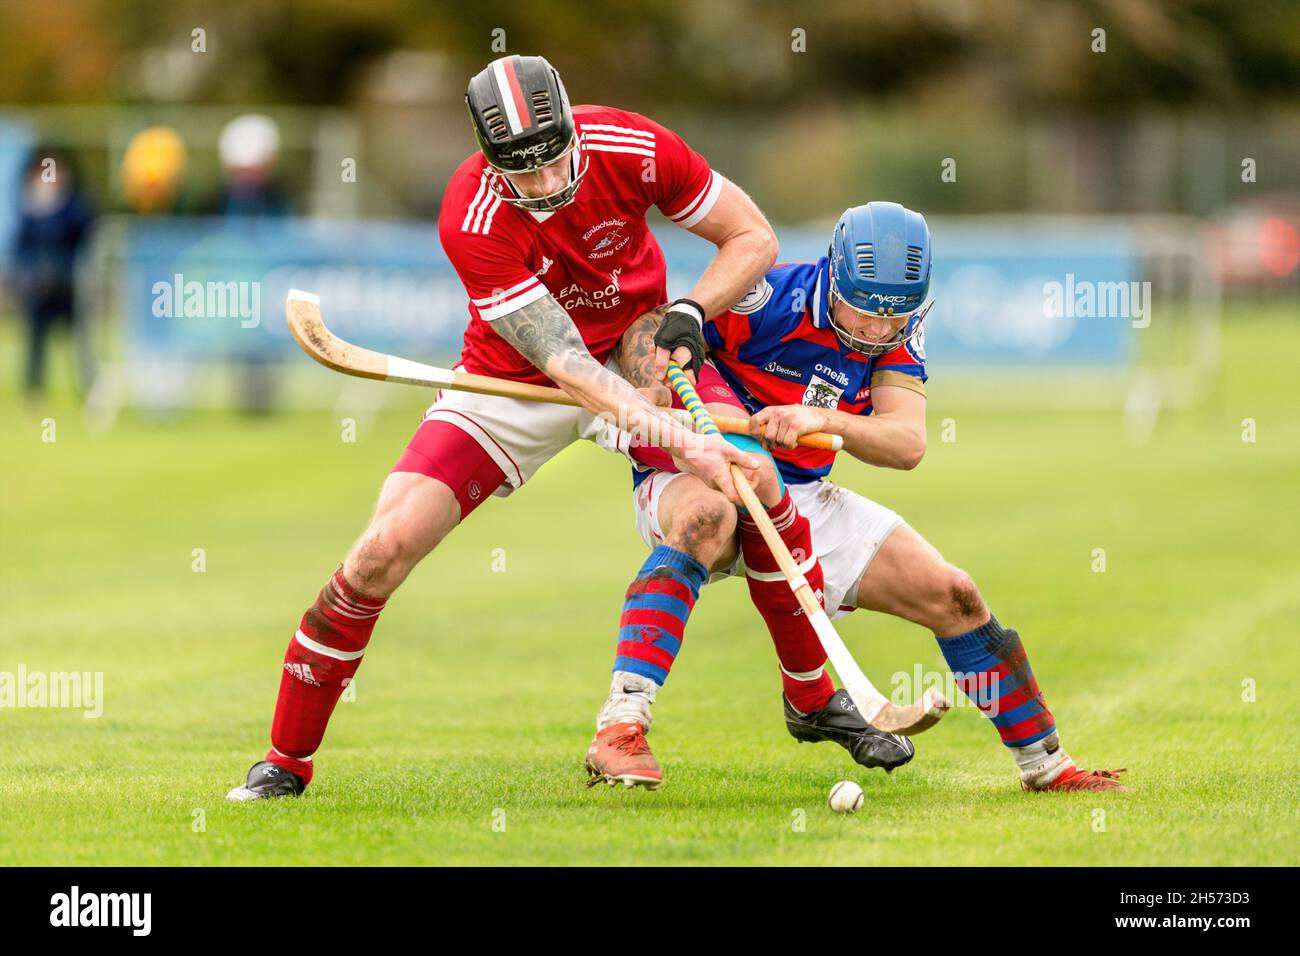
left=466, top=54, right=587, bottom=210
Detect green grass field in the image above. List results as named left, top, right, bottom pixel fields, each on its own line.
left=2, top=305, right=1297, bottom=866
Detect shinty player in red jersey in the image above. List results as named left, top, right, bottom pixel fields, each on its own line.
left=227, top=54, right=775, bottom=800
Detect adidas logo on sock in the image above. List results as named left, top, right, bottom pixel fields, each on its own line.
left=284, top=662, right=320, bottom=687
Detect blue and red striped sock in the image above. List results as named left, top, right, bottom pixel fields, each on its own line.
left=936, top=615, right=1057, bottom=748
left=612, top=546, right=708, bottom=685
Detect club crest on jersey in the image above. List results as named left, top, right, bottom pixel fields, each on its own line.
left=802, top=375, right=843, bottom=409
left=906, top=325, right=927, bottom=362
left=583, top=218, right=630, bottom=259
left=733, top=278, right=774, bottom=314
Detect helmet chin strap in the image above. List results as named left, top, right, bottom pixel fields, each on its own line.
left=829, top=288, right=934, bottom=356
left=831, top=322, right=902, bottom=357
left=492, top=141, right=587, bottom=212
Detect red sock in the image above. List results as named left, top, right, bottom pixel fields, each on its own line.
left=266, top=568, right=387, bottom=785
left=738, top=491, right=835, bottom=714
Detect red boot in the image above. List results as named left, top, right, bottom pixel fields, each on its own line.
left=585, top=722, right=663, bottom=790
left=1026, top=765, right=1128, bottom=792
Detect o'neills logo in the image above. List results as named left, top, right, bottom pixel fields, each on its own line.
left=814, top=363, right=849, bottom=387
left=50, top=886, right=152, bottom=936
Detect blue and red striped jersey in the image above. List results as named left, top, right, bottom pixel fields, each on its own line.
left=631, top=257, right=927, bottom=487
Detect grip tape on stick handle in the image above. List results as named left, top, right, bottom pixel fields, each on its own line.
left=664, top=362, right=893, bottom=721
left=663, top=365, right=840, bottom=451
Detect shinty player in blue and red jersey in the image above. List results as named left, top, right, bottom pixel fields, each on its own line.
left=226, top=54, right=776, bottom=801
left=591, top=202, right=1127, bottom=793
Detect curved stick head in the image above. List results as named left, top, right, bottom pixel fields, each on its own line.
left=870, top=687, right=952, bottom=736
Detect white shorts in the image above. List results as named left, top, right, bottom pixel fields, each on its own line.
left=420, top=364, right=619, bottom=497
left=633, top=473, right=905, bottom=618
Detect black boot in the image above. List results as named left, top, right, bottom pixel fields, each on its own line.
left=226, top=761, right=307, bottom=802
left=784, top=689, right=915, bottom=772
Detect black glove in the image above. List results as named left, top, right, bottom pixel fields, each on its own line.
left=652, top=298, right=707, bottom=376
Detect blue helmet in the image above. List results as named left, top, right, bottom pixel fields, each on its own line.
left=828, top=201, right=933, bottom=355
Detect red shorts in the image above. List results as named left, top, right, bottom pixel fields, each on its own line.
left=391, top=420, right=507, bottom=519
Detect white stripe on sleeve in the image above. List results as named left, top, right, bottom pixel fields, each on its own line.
left=476, top=280, right=550, bottom=321
left=668, top=171, right=723, bottom=229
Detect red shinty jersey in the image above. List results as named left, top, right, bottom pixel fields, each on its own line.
left=437, top=105, right=722, bottom=385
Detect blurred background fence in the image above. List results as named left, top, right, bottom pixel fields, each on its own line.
left=1, top=0, right=1295, bottom=418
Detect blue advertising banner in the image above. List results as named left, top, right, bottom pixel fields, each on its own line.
left=121, top=217, right=1140, bottom=370
left=123, top=217, right=464, bottom=360
left=660, top=224, right=1141, bottom=368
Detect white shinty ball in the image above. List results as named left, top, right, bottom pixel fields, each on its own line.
left=828, top=780, right=864, bottom=814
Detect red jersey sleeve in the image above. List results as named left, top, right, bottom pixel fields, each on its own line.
left=608, top=110, right=721, bottom=229
left=438, top=171, right=549, bottom=321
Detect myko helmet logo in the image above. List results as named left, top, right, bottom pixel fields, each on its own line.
left=509, top=142, right=553, bottom=159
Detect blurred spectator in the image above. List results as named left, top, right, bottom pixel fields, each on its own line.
left=212, top=114, right=294, bottom=414
left=214, top=114, right=292, bottom=217
left=121, top=126, right=187, bottom=215
left=10, top=144, right=96, bottom=399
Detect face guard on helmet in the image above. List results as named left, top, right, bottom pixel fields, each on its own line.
left=827, top=201, right=933, bottom=356
left=466, top=54, right=588, bottom=212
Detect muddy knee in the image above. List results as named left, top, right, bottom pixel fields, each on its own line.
left=944, top=568, right=986, bottom=628
left=346, top=525, right=419, bottom=595
left=666, top=491, right=736, bottom=566
left=345, top=474, right=459, bottom=597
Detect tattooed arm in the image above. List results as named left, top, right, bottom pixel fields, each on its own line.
left=493, top=294, right=662, bottom=423
left=611, top=304, right=669, bottom=390
left=492, top=295, right=758, bottom=501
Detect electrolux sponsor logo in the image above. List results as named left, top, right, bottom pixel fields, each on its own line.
left=50, top=886, right=152, bottom=936
left=762, top=360, right=804, bottom=381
